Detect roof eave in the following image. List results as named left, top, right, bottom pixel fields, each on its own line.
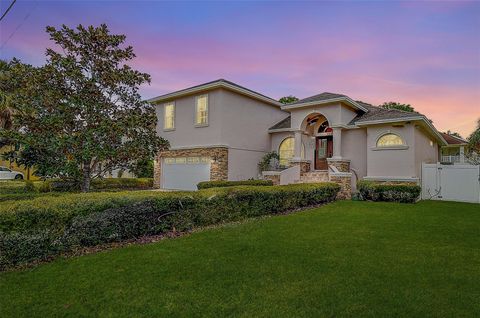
left=147, top=82, right=282, bottom=107
left=281, top=97, right=368, bottom=112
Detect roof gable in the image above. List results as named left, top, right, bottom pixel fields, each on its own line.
left=147, top=79, right=282, bottom=107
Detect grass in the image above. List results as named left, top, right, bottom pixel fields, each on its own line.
left=1, top=200, right=479, bottom=317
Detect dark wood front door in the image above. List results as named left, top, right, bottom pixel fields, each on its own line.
left=315, top=137, right=333, bottom=170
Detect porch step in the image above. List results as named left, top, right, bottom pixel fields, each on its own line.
left=298, top=171, right=329, bottom=183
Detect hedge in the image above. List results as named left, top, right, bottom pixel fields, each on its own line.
left=0, top=183, right=340, bottom=270
left=197, top=179, right=273, bottom=190
left=357, top=180, right=421, bottom=203
left=41, top=178, right=154, bottom=192
left=0, top=178, right=153, bottom=194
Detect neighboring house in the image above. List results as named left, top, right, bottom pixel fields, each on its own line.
left=439, top=133, right=468, bottom=164
left=149, top=79, right=452, bottom=196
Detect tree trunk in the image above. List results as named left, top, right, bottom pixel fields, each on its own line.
left=81, top=161, right=91, bottom=192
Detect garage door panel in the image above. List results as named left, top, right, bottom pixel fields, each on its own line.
left=162, top=160, right=210, bottom=190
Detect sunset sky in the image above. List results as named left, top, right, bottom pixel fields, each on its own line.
left=1, top=0, right=479, bottom=137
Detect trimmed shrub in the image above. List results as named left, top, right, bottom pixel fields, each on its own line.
left=357, top=180, right=421, bottom=203
left=38, top=178, right=154, bottom=192
left=197, top=179, right=273, bottom=190
left=0, top=183, right=340, bottom=269
left=90, top=178, right=153, bottom=190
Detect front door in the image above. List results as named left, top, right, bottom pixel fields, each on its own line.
left=315, top=137, right=333, bottom=170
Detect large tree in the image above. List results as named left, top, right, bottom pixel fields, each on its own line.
left=2, top=24, right=168, bottom=191
left=279, top=95, right=299, bottom=104
left=380, top=102, right=415, bottom=112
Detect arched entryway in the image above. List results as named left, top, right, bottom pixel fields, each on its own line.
left=301, top=113, right=333, bottom=170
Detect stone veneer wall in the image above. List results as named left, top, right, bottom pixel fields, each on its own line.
left=329, top=175, right=352, bottom=200
left=327, top=159, right=350, bottom=172
left=263, top=174, right=280, bottom=185
left=289, top=160, right=311, bottom=173
left=153, top=147, right=228, bottom=188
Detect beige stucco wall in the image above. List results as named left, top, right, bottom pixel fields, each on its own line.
left=366, top=124, right=416, bottom=178
left=342, top=128, right=367, bottom=182
left=155, top=89, right=224, bottom=147
left=414, top=125, right=438, bottom=177
left=155, top=88, right=288, bottom=181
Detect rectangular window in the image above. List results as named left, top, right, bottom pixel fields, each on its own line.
left=195, top=94, right=208, bottom=126
left=164, top=103, right=175, bottom=130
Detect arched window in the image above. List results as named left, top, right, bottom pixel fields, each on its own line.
left=278, top=137, right=305, bottom=166
left=318, top=120, right=329, bottom=133
left=376, top=133, right=405, bottom=147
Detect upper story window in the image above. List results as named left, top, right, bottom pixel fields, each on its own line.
left=376, top=133, right=404, bottom=147
left=195, top=94, right=208, bottom=126
left=164, top=102, right=175, bottom=130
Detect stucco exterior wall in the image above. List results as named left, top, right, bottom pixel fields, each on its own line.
left=228, top=148, right=265, bottom=180
left=342, top=128, right=367, bottom=182
left=155, top=89, right=224, bottom=148
left=366, top=124, right=416, bottom=178
left=218, top=89, right=288, bottom=151
left=155, top=87, right=287, bottom=181
left=414, top=125, right=438, bottom=177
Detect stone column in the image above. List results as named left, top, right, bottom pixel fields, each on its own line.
left=460, top=146, right=465, bottom=163
left=293, top=130, right=303, bottom=160
left=332, top=127, right=342, bottom=159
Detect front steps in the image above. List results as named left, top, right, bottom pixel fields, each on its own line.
left=297, top=170, right=329, bottom=183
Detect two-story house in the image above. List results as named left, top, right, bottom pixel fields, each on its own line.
left=149, top=79, right=460, bottom=195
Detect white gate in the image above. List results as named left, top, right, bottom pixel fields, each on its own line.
left=422, top=163, right=480, bottom=203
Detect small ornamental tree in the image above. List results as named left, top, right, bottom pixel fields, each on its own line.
left=380, top=102, right=415, bottom=113
left=3, top=24, right=168, bottom=191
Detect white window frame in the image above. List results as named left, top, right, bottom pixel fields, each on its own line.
left=163, top=102, right=175, bottom=131
left=195, top=94, right=209, bottom=127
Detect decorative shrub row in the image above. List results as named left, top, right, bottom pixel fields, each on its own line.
left=357, top=180, right=421, bottom=203
left=0, top=183, right=340, bottom=270
left=42, top=178, right=154, bottom=192
left=0, top=178, right=154, bottom=194
left=197, top=179, right=273, bottom=190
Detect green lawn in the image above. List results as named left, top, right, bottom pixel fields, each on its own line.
left=1, top=200, right=479, bottom=317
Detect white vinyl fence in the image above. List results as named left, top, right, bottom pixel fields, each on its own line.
left=422, top=163, right=480, bottom=203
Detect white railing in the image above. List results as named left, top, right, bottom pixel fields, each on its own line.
left=441, top=155, right=460, bottom=163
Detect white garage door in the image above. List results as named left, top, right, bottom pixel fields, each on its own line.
left=162, top=157, right=211, bottom=190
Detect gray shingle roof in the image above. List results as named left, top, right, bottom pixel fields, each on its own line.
left=269, top=116, right=291, bottom=130
left=287, top=92, right=347, bottom=105
left=348, top=101, right=424, bottom=125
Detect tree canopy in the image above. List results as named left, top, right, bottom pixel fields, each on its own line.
left=467, top=118, right=480, bottom=152
left=380, top=102, right=415, bottom=112
left=279, top=96, right=299, bottom=104
left=0, top=24, right=168, bottom=191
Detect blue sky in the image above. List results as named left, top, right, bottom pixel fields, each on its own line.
left=1, top=0, right=479, bottom=136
